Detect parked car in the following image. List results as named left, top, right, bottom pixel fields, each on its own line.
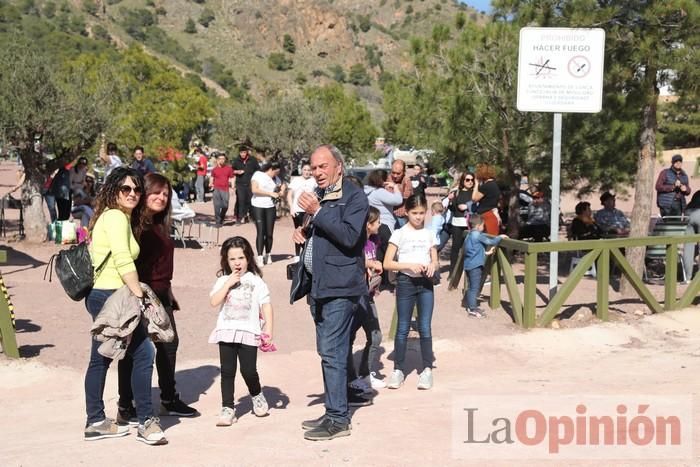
left=391, top=146, right=435, bottom=166
left=345, top=166, right=375, bottom=185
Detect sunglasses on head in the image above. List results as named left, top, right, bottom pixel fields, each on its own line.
left=119, top=185, right=142, bottom=196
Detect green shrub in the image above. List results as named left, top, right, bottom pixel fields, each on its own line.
left=348, top=64, right=370, bottom=86
left=184, top=18, right=196, bottom=33
left=155, top=6, right=166, bottom=15
left=357, top=14, right=370, bottom=32
left=311, top=69, right=327, bottom=78
left=283, top=34, right=296, bottom=54
left=92, top=24, right=110, bottom=42
left=455, top=11, right=466, bottom=29
left=268, top=52, right=293, bottom=71
left=199, top=8, right=215, bottom=27
left=82, top=1, right=99, bottom=16
left=294, top=72, right=307, bottom=85
left=406, top=5, right=413, bottom=14
left=328, top=64, right=345, bottom=83
left=43, top=1, right=56, bottom=18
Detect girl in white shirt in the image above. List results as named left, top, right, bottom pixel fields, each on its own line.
left=383, top=194, right=438, bottom=391
left=251, top=161, right=285, bottom=266
left=209, top=236, right=274, bottom=426
left=286, top=162, right=317, bottom=260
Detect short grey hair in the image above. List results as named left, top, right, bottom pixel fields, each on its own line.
left=316, top=144, right=345, bottom=168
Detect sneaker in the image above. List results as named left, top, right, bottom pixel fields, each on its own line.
left=116, top=405, right=138, bottom=426
left=84, top=418, right=129, bottom=441
left=369, top=372, right=386, bottom=390
left=301, top=414, right=326, bottom=430
left=256, top=255, right=264, bottom=267
left=349, top=376, right=371, bottom=393
left=303, top=417, right=351, bottom=441
left=160, top=396, right=199, bottom=417
left=417, top=368, right=433, bottom=390
left=467, top=308, right=484, bottom=318
left=136, top=417, right=167, bottom=445
left=291, top=255, right=300, bottom=263
left=348, top=392, right=372, bottom=407
left=216, top=407, right=236, bottom=427
left=252, top=393, right=269, bottom=417
left=386, top=369, right=405, bottom=389
left=264, top=254, right=272, bottom=265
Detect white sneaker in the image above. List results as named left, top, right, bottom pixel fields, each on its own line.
left=291, top=256, right=300, bottom=263
left=136, top=417, right=168, bottom=445
left=349, top=376, right=371, bottom=393
left=264, top=254, right=272, bottom=265
left=256, top=256, right=264, bottom=267
left=216, top=407, right=236, bottom=426
left=252, top=393, right=269, bottom=417
left=369, top=372, right=386, bottom=389
left=386, top=369, right=405, bottom=389
left=417, top=368, right=433, bottom=390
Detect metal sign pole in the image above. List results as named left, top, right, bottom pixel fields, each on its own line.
left=549, top=113, right=562, bottom=298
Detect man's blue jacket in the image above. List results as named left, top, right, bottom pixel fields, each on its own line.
left=309, top=177, right=369, bottom=300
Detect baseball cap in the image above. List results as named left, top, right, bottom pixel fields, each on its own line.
left=672, top=154, right=683, bottom=163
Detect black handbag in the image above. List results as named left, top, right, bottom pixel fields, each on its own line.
left=44, top=243, right=111, bottom=301
left=289, top=247, right=311, bottom=304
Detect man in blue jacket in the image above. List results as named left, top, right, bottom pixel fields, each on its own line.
left=293, top=144, right=369, bottom=441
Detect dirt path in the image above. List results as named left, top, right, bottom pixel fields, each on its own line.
left=1, top=161, right=699, bottom=465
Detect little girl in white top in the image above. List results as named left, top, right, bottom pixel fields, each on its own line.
left=209, top=236, right=274, bottom=426
left=383, top=194, right=438, bottom=391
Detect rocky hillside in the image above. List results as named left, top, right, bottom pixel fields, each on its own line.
left=85, top=0, right=483, bottom=110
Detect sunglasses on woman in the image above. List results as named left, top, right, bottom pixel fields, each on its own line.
left=465, top=178, right=474, bottom=182
left=119, top=185, right=142, bottom=196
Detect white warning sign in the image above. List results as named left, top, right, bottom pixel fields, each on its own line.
left=517, top=27, right=605, bottom=113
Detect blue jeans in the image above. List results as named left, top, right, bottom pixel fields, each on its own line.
left=465, top=267, right=483, bottom=310
left=394, top=274, right=434, bottom=372
left=195, top=174, right=205, bottom=202
left=44, top=194, right=57, bottom=223
left=311, top=296, right=359, bottom=425
left=84, top=289, right=155, bottom=425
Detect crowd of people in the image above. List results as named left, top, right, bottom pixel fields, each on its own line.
left=7, top=138, right=696, bottom=445
left=69, top=140, right=520, bottom=445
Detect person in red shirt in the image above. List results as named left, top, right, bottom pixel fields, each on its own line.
left=194, top=147, right=208, bottom=203
left=211, top=152, right=235, bottom=225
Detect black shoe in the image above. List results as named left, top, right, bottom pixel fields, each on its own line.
left=347, top=386, right=365, bottom=397
left=116, top=405, right=138, bottom=426
left=301, top=414, right=326, bottom=430
left=160, top=397, right=199, bottom=417
left=348, top=392, right=372, bottom=407
left=303, top=418, right=351, bottom=441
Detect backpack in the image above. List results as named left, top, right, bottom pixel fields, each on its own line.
left=44, top=243, right=110, bottom=301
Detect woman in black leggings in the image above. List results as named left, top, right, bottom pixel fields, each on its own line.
left=286, top=161, right=317, bottom=259
left=251, top=161, right=285, bottom=266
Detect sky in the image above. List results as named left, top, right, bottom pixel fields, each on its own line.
left=460, top=0, right=492, bottom=13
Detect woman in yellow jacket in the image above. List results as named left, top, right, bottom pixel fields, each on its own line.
left=83, top=167, right=166, bottom=445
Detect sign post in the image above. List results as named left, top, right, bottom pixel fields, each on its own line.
left=516, top=27, right=605, bottom=298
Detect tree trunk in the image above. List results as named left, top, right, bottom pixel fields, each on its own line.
left=620, top=68, right=658, bottom=296
left=20, top=150, right=48, bottom=243
left=501, top=128, right=521, bottom=237
left=23, top=181, right=47, bottom=243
